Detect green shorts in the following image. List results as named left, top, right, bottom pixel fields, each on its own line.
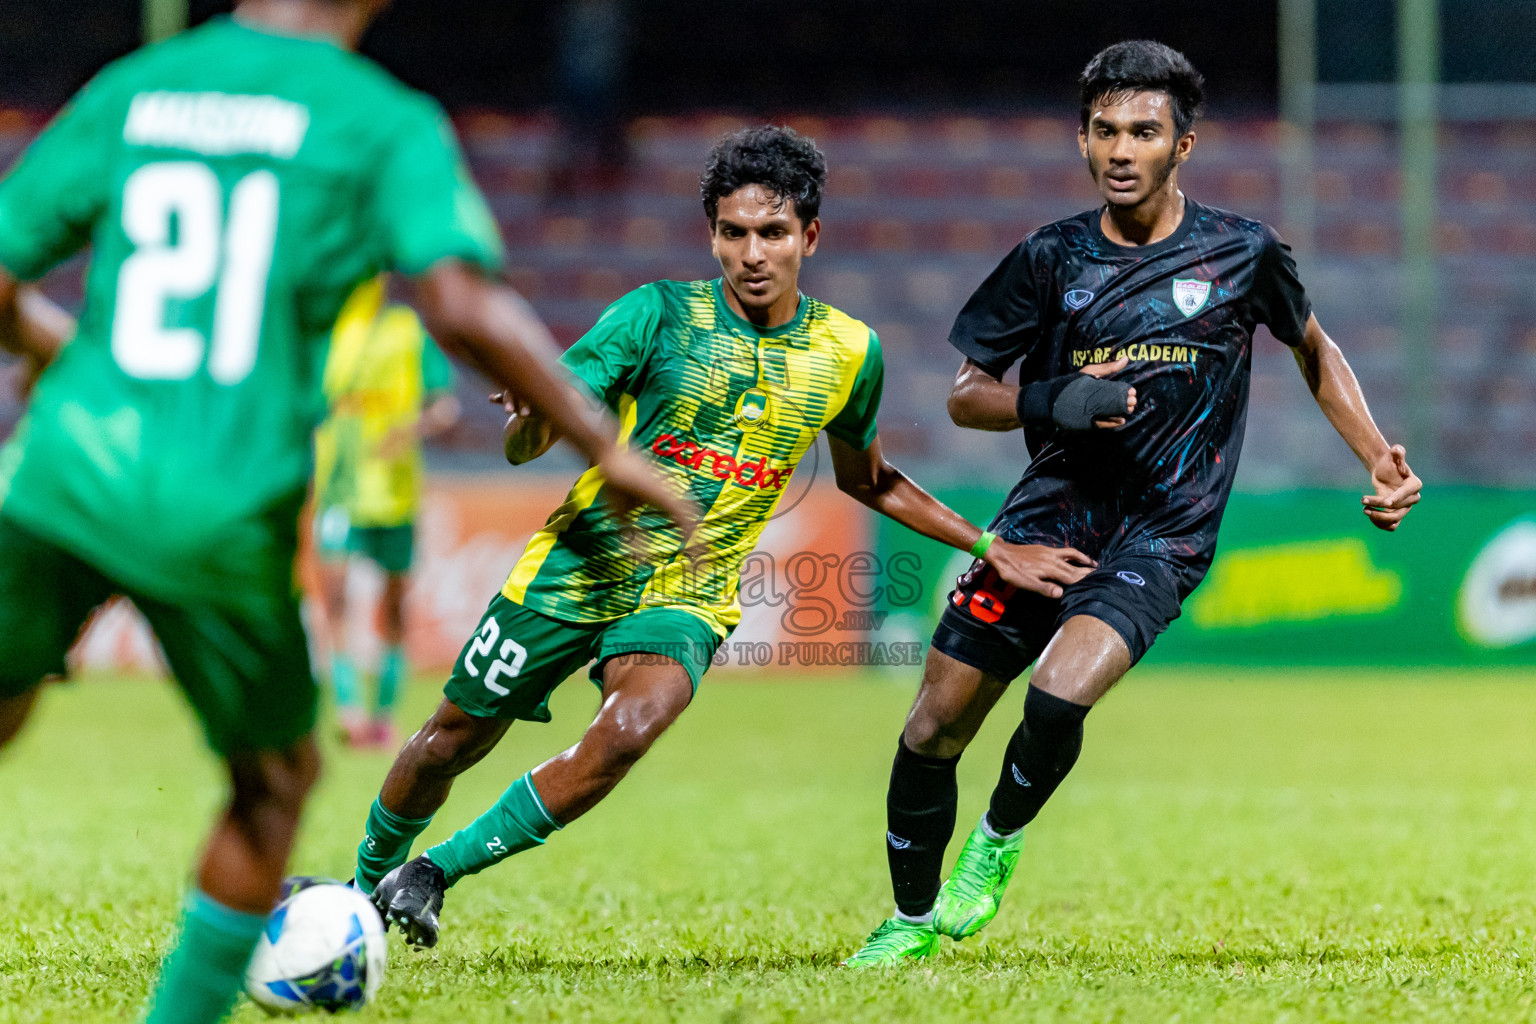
left=0, top=514, right=318, bottom=755
left=443, top=594, right=724, bottom=722
left=315, top=507, right=414, bottom=575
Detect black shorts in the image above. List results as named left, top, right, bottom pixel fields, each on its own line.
left=931, top=552, right=1194, bottom=683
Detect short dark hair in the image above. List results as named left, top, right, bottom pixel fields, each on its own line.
left=700, top=126, right=826, bottom=227
left=1079, top=41, right=1205, bottom=138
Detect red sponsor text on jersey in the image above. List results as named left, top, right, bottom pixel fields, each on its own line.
left=650, top=433, right=790, bottom=491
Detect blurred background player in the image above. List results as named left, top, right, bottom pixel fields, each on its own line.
left=351, top=127, right=1096, bottom=948
left=0, top=1, right=692, bottom=1022
left=846, top=40, right=1424, bottom=966
left=313, top=275, right=461, bottom=748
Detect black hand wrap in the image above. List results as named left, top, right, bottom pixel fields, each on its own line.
left=1016, top=373, right=1133, bottom=432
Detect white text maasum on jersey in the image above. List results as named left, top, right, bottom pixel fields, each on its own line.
left=123, top=91, right=310, bottom=159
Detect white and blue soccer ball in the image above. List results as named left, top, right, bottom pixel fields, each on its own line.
left=245, top=877, right=387, bottom=1014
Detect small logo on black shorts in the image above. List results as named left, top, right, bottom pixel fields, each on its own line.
left=1064, top=289, right=1095, bottom=310
left=1116, top=571, right=1146, bottom=586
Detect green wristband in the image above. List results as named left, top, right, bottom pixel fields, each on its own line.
left=969, top=531, right=997, bottom=559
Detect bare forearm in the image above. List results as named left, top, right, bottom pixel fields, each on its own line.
left=847, top=465, right=983, bottom=553
left=0, top=273, right=19, bottom=357
left=18, top=289, right=72, bottom=362
left=1295, top=326, right=1389, bottom=470
left=831, top=434, right=984, bottom=551
left=0, top=281, right=71, bottom=365
left=948, top=370, right=1022, bottom=431
left=829, top=438, right=1111, bottom=598
left=420, top=269, right=615, bottom=464
left=453, top=295, right=609, bottom=457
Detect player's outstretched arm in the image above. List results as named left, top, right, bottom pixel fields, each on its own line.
left=0, top=268, right=73, bottom=394
left=828, top=434, right=1096, bottom=598
left=948, top=357, right=1136, bottom=432
left=413, top=261, right=698, bottom=537
left=1291, top=313, right=1422, bottom=531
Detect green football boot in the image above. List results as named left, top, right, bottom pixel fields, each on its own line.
left=932, top=816, right=1025, bottom=939
left=843, top=917, right=939, bottom=968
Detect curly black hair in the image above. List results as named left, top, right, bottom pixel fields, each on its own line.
left=1079, top=41, right=1205, bottom=138
left=700, top=126, right=827, bottom=227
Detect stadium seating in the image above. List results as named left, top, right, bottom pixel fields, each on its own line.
left=1, top=111, right=1529, bottom=485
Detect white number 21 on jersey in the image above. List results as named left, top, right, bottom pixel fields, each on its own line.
left=112, top=161, right=278, bottom=385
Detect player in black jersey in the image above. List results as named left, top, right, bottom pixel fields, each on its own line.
left=846, top=40, right=1423, bottom=966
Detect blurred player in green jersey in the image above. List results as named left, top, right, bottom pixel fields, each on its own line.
left=0, top=2, right=692, bottom=1022
left=313, top=276, right=461, bottom=748
left=354, top=127, right=1102, bottom=949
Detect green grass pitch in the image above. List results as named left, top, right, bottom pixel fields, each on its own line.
left=4, top=668, right=1536, bottom=1022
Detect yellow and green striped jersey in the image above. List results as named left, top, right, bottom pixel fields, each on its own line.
left=503, top=278, right=883, bottom=637
left=312, top=277, right=454, bottom=528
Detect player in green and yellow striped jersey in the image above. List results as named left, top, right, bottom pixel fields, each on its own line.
left=0, top=3, right=692, bottom=1021
left=313, top=276, right=461, bottom=748
left=355, top=127, right=1104, bottom=949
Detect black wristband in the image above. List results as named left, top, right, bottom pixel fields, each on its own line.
left=1015, top=376, right=1075, bottom=428
left=1016, top=373, right=1133, bottom=432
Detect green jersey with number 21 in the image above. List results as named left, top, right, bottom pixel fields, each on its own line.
left=0, top=15, right=502, bottom=604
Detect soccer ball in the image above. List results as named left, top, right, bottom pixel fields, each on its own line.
left=244, top=877, right=387, bottom=1014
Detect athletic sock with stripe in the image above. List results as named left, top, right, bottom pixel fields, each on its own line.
left=425, top=771, right=562, bottom=886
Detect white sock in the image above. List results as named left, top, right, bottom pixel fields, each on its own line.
left=979, top=814, right=1022, bottom=843
left=894, top=908, right=933, bottom=925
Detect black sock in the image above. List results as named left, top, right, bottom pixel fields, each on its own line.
left=986, top=685, right=1090, bottom=835
left=886, top=737, right=960, bottom=918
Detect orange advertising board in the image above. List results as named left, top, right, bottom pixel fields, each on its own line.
left=69, top=472, right=892, bottom=678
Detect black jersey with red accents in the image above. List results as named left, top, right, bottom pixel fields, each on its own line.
left=949, top=198, right=1310, bottom=568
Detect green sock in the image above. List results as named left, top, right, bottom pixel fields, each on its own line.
left=331, top=652, right=361, bottom=711
left=143, top=889, right=265, bottom=1024
left=425, top=772, right=562, bottom=886
left=375, top=645, right=406, bottom=716
left=356, top=797, right=435, bottom=892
